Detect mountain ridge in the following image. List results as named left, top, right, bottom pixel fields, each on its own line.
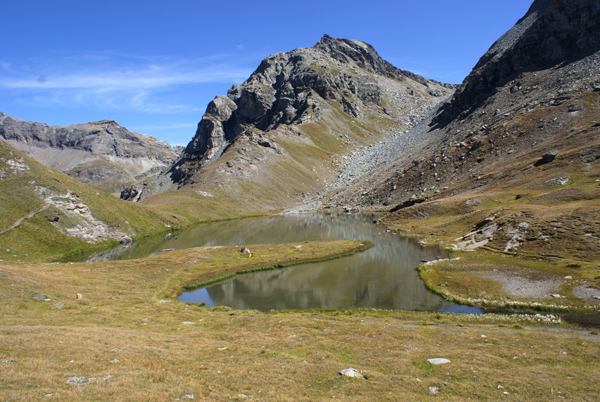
left=318, top=0, right=600, bottom=212
left=161, top=35, right=453, bottom=211
left=434, top=0, right=600, bottom=125
left=0, top=112, right=182, bottom=194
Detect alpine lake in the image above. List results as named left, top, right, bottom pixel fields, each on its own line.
left=70, top=213, right=482, bottom=314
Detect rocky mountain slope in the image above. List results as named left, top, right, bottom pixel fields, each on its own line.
left=161, top=35, right=453, bottom=211
left=0, top=113, right=182, bottom=194
left=311, top=0, right=600, bottom=311
left=0, top=140, right=181, bottom=262
left=322, top=0, right=600, bottom=211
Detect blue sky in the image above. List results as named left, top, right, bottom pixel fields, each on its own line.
left=0, top=0, right=533, bottom=146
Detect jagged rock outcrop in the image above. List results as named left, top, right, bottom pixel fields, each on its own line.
left=119, top=183, right=149, bottom=202
left=168, top=35, right=453, bottom=196
left=0, top=113, right=182, bottom=193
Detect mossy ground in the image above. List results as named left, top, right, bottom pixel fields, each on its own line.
left=417, top=252, right=600, bottom=312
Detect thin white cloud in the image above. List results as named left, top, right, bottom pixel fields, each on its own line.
left=0, top=54, right=253, bottom=114
left=0, top=60, right=11, bottom=72
left=1, top=64, right=250, bottom=90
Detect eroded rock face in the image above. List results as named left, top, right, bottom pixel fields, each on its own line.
left=324, top=0, right=600, bottom=211
left=0, top=114, right=181, bottom=192
left=35, top=187, right=132, bottom=244
left=436, top=0, right=600, bottom=123
left=0, top=155, right=29, bottom=178
left=168, top=35, right=453, bottom=185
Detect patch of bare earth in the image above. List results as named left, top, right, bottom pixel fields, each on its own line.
left=573, top=285, right=600, bottom=303
left=477, top=270, right=561, bottom=299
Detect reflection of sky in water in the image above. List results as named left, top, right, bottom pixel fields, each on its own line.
left=439, top=304, right=482, bottom=314
left=178, top=288, right=215, bottom=306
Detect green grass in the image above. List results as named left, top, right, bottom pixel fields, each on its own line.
left=181, top=241, right=373, bottom=292
left=0, top=141, right=183, bottom=262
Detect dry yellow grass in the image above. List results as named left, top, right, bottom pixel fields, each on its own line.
left=1, top=308, right=599, bottom=400
left=1, top=240, right=599, bottom=400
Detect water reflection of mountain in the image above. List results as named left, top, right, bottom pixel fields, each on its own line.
left=203, top=232, right=453, bottom=311
left=71, top=212, right=458, bottom=312
left=174, top=213, right=455, bottom=311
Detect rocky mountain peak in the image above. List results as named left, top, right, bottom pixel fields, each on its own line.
left=89, top=119, right=119, bottom=127
left=169, top=36, right=454, bottom=186
left=313, top=35, right=383, bottom=72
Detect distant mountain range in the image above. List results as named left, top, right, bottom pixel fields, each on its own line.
left=0, top=113, right=182, bottom=194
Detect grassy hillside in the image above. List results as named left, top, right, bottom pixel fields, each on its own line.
left=0, top=140, right=183, bottom=262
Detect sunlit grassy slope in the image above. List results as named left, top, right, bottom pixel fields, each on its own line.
left=0, top=140, right=184, bottom=262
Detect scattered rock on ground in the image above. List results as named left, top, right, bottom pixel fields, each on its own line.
left=429, top=386, right=440, bottom=395
left=64, top=375, right=116, bottom=386
left=65, top=376, right=88, bottom=386
left=339, top=368, right=365, bottom=379
left=541, top=149, right=559, bottom=164
left=427, top=358, right=450, bottom=365
left=239, top=247, right=252, bottom=256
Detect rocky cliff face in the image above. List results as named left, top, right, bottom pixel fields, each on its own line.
left=435, top=0, right=600, bottom=124
left=322, top=0, right=600, bottom=210
left=0, top=113, right=182, bottom=194
left=166, top=35, right=453, bottom=210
